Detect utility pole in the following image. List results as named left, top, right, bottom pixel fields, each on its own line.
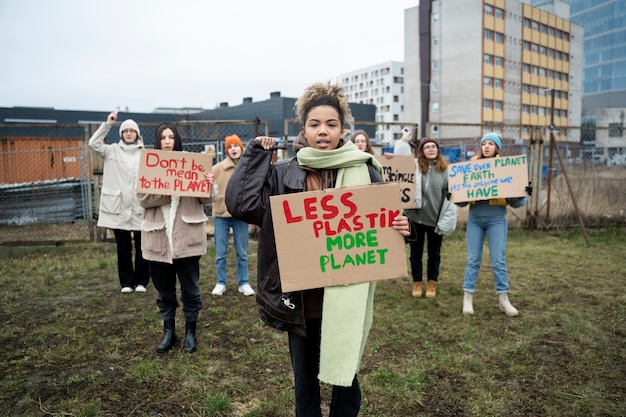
left=545, top=88, right=555, bottom=225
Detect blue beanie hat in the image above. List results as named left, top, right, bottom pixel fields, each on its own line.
left=481, top=132, right=502, bottom=150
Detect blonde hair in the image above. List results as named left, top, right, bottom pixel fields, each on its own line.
left=294, top=81, right=354, bottom=128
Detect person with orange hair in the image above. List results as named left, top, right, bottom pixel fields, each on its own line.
left=210, top=134, right=255, bottom=297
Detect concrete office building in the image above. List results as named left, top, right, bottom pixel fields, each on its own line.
left=339, top=61, right=406, bottom=144
left=404, top=0, right=583, bottom=143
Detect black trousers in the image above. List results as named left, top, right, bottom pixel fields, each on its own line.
left=112, top=229, right=149, bottom=288
left=408, top=221, right=443, bottom=282
left=288, top=318, right=362, bottom=417
left=149, top=256, right=202, bottom=322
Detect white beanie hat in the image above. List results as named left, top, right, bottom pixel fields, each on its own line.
left=119, top=119, right=141, bottom=139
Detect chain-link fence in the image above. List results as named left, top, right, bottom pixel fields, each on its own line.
left=1, top=120, right=624, bottom=245
left=426, top=122, right=626, bottom=232
left=0, top=120, right=268, bottom=244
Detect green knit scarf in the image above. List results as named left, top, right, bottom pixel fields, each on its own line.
left=297, top=140, right=383, bottom=387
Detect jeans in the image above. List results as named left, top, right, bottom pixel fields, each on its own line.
left=463, top=214, right=510, bottom=294
left=113, top=229, right=149, bottom=288
left=408, top=221, right=443, bottom=282
left=149, top=256, right=202, bottom=322
left=214, top=217, right=249, bottom=286
left=288, top=319, right=362, bottom=417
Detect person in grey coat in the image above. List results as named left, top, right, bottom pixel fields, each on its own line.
left=89, top=111, right=149, bottom=293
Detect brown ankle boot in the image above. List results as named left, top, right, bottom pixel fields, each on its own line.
left=425, top=280, right=437, bottom=298
left=412, top=282, right=423, bottom=298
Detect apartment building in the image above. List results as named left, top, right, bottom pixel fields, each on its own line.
left=404, top=0, right=583, bottom=142
left=340, top=61, right=405, bottom=143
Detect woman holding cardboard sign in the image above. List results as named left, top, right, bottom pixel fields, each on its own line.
left=225, top=82, right=411, bottom=417
left=137, top=123, right=218, bottom=353
left=395, top=137, right=457, bottom=299
left=456, top=132, right=532, bottom=317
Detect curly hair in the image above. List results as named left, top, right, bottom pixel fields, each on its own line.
left=294, top=81, right=354, bottom=128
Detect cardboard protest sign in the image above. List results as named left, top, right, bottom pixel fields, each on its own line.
left=374, top=155, right=416, bottom=208
left=135, top=149, right=213, bottom=197
left=448, top=155, right=528, bottom=203
left=269, top=182, right=409, bottom=292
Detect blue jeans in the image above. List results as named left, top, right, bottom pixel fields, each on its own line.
left=214, top=216, right=249, bottom=286
left=463, top=214, right=510, bottom=294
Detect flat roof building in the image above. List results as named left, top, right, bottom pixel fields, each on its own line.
left=404, top=0, right=583, bottom=142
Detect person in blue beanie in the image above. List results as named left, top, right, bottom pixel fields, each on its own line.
left=456, top=132, right=532, bottom=316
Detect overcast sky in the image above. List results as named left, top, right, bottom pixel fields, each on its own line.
left=0, top=0, right=418, bottom=113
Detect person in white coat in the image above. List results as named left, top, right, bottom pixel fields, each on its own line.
left=89, top=112, right=149, bottom=293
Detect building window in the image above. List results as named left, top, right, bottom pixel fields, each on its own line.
left=609, top=123, right=623, bottom=137
left=484, top=54, right=493, bottom=65
left=484, top=99, right=493, bottom=109
left=484, top=76, right=493, bottom=87
left=495, top=32, right=504, bottom=43
left=393, top=95, right=399, bottom=102
left=523, top=84, right=530, bottom=93
left=484, top=29, right=493, bottom=41
left=432, top=36, right=439, bottom=47
left=494, top=78, right=502, bottom=89
left=495, top=8, right=503, bottom=19
left=432, top=60, right=439, bottom=70
left=524, top=18, right=531, bottom=28
left=494, top=101, right=503, bottom=110
left=432, top=102, right=439, bottom=113
left=432, top=12, right=439, bottom=22
left=494, top=56, right=503, bottom=67
left=484, top=4, right=493, bottom=15
left=523, top=104, right=529, bottom=113
left=431, top=80, right=439, bottom=92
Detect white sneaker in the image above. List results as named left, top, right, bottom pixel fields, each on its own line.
left=121, top=287, right=133, bottom=293
left=211, top=283, right=226, bottom=296
left=238, top=283, right=255, bottom=296
left=135, top=285, right=147, bottom=292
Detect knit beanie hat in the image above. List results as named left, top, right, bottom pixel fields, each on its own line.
left=418, top=137, right=439, bottom=152
left=480, top=132, right=502, bottom=150
left=119, top=119, right=141, bottom=139
left=225, top=134, right=244, bottom=151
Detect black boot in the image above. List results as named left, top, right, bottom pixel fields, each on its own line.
left=183, top=321, right=197, bottom=353
left=156, top=318, right=178, bottom=353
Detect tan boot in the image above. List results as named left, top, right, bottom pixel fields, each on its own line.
left=425, top=280, right=437, bottom=298
left=498, top=293, right=519, bottom=317
left=412, top=282, right=423, bottom=298
left=462, top=291, right=474, bottom=315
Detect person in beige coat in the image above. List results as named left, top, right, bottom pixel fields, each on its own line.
left=210, top=134, right=254, bottom=297
left=89, top=111, right=149, bottom=293
left=137, top=123, right=218, bottom=354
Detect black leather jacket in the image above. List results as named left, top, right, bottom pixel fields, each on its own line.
left=225, top=140, right=383, bottom=337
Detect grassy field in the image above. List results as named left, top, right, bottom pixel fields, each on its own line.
left=1, top=227, right=625, bottom=416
